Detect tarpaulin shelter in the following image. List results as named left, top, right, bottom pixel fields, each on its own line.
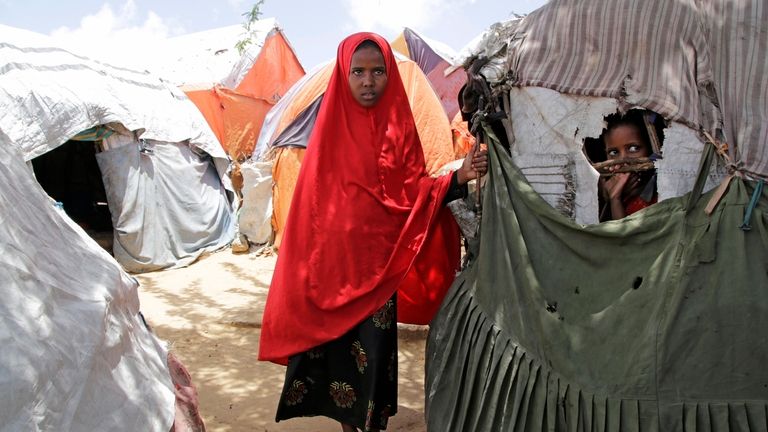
left=149, top=19, right=305, bottom=162
left=0, top=125, right=179, bottom=429
left=392, top=27, right=467, bottom=121
left=0, top=25, right=235, bottom=273
left=425, top=1, right=768, bottom=430
left=392, top=28, right=476, bottom=159
left=243, top=55, right=456, bottom=247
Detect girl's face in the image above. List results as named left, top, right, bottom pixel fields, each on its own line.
left=603, top=124, right=650, bottom=160
left=348, top=44, right=388, bottom=107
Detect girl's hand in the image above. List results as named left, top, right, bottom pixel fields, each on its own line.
left=456, top=144, right=489, bottom=185
left=600, top=172, right=630, bottom=201
left=598, top=164, right=640, bottom=220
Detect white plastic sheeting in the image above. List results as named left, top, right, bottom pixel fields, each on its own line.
left=506, top=87, right=727, bottom=224
left=238, top=160, right=275, bottom=244
left=655, top=123, right=729, bottom=200
left=0, top=138, right=174, bottom=431
left=97, top=138, right=235, bottom=273
left=507, top=87, right=613, bottom=224
left=0, top=25, right=235, bottom=272
left=0, top=26, right=231, bottom=180
left=133, top=18, right=280, bottom=88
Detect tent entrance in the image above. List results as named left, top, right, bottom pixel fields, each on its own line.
left=31, top=140, right=114, bottom=254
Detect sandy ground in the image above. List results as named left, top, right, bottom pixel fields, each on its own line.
left=134, top=247, right=429, bottom=432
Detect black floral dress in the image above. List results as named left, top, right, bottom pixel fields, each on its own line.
left=275, top=173, right=467, bottom=430
left=276, top=297, right=398, bottom=431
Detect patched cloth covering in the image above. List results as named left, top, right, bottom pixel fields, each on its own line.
left=426, top=129, right=768, bottom=431
left=426, top=1, right=768, bottom=429
left=467, top=0, right=768, bottom=179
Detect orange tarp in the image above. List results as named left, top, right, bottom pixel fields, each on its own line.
left=271, top=147, right=305, bottom=249
left=390, top=32, right=410, bottom=58
left=269, top=57, right=454, bottom=249
left=185, top=86, right=272, bottom=161
left=269, top=59, right=453, bottom=174
left=183, top=31, right=304, bottom=161
left=450, top=111, right=475, bottom=159
left=235, top=29, right=304, bottom=99
left=184, top=85, right=226, bottom=144
left=391, top=29, right=467, bottom=119
left=397, top=59, right=454, bottom=175
left=272, top=66, right=334, bottom=141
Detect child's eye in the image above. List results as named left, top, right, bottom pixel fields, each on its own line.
left=628, top=144, right=641, bottom=152
left=607, top=149, right=618, bottom=157
left=374, top=69, right=386, bottom=76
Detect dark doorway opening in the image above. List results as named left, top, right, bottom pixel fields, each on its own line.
left=31, top=140, right=114, bottom=254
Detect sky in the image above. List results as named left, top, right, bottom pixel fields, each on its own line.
left=0, top=0, right=548, bottom=68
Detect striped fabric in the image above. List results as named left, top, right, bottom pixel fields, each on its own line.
left=483, top=0, right=768, bottom=178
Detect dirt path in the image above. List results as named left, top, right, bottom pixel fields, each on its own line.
left=135, top=248, right=428, bottom=432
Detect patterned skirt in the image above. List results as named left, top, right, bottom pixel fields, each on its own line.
left=275, top=297, right=398, bottom=431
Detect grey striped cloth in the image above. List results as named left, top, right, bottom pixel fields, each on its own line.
left=483, top=0, right=768, bottom=178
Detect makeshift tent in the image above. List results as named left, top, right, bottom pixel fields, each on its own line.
left=244, top=56, right=456, bottom=247
left=0, top=129, right=178, bottom=429
left=0, top=25, right=235, bottom=273
left=149, top=19, right=305, bottom=162
left=392, top=27, right=467, bottom=121
left=392, top=28, right=475, bottom=159
left=425, top=1, right=768, bottom=431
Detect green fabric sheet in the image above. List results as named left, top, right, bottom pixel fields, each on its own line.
left=425, top=130, right=768, bottom=431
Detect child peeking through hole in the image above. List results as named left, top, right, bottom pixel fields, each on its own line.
left=597, top=110, right=659, bottom=221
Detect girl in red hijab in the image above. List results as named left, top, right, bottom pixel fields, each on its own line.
left=259, top=32, right=487, bottom=432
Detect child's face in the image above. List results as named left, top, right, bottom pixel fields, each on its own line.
left=603, top=124, right=650, bottom=160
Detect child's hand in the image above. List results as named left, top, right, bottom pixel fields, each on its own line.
left=600, top=172, right=630, bottom=201
left=599, top=164, right=644, bottom=220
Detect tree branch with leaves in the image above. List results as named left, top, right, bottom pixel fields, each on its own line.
left=235, top=0, right=266, bottom=55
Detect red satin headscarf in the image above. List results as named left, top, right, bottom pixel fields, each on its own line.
left=258, top=32, right=460, bottom=364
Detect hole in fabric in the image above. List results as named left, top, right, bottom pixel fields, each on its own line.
left=546, top=301, right=558, bottom=313
left=633, top=277, right=643, bottom=289
left=585, top=109, right=666, bottom=223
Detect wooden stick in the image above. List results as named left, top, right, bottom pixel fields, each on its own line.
left=592, top=157, right=652, bottom=169
left=475, top=130, right=483, bottom=219
left=592, top=157, right=655, bottom=174
left=643, top=112, right=662, bottom=156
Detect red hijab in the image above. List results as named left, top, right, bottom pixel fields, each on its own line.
left=258, top=32, right=460, bottom=364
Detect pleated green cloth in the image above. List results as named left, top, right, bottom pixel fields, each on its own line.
left=426, top=131, right=768, bottom=431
